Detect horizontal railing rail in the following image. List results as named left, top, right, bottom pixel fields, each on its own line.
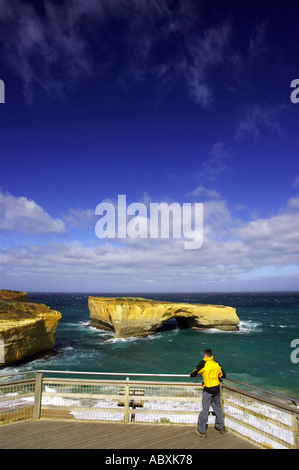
left=1, top=370, right=298, bottom=449
left=0, top=369, right=298, bottom=395
left=1, top=369, right=298, bottom=401
left=224, top=377, right=299, bottom=405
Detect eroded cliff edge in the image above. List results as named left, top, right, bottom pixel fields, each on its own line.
left=88, top=296, right=240, bottom=338
left=0, top=290, right=62, bottom=366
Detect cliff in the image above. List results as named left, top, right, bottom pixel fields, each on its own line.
left=0, top=290, right=62, bottom=366
left=0, top=290, right=29, bottom=302
left=88, top=296, right=240, bottom=338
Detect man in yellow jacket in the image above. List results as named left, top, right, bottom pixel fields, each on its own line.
left=190, top=348, right=226, bottom=438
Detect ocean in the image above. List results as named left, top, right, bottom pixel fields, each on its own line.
left=2, top=292, right=299, bottom=399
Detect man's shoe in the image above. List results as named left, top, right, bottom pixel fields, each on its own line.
left=195, top=429, right=207, bottom=438
left=215, top=426, right=226, bottom=434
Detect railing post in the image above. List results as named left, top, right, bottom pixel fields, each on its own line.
left=291, top=413, right=299, bottom=449
left=220, top=381, right=225, bottom=427
left=124, top=376, right=130, bottom=423
left=33, top=372, right=43, bottom=420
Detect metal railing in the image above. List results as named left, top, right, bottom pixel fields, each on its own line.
left=1, top=370, right=298, bottom=449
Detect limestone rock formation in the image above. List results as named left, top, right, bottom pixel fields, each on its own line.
left=0, top=290, right=29, bottom=302
left=88, top=296, right=239, bottom=338
left=0, top=290, right=62, bottom=366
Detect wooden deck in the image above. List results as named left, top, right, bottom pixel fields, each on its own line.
left=0, top=420, right=259, bottom=449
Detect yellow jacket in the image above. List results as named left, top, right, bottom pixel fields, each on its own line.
left=190, top=356, right=225, bottom=393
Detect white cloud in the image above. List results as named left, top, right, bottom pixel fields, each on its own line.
left=0, top=0, right=235, bottom=108
left=0, top=191, right=66, bottom=235
left=183, top=22, right=231, bottom=107
left=63, top=208, right=95, bottom=228
left=230, top=197, right=299, bottom=268
left=0, top=0, right=96, bottom=101
left=235, top=103, right=286, bottom=141
left=292, top=176, right=299, bottom=189
left=187, top=185, right=222, bottom=200
left=248, top=22, right=268, bottom=63
left=1, top=195, right=298, bottom=291
left=194, top=142, right=232, bottom=182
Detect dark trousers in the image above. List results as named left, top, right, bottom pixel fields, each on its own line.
left=198, top=389, right=224, bottom=433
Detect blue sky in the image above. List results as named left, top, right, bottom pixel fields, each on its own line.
left=0, top=0, right=299, bottom=292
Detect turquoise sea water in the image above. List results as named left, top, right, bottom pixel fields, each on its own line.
left=2, top=292, right=299, bottom=399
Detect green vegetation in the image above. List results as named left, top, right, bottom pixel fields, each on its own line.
left=155, top=417, right=171, bottom=424
left=0, top=300, right=36, bottom=320
left=0, top=300, right=10, bottom=314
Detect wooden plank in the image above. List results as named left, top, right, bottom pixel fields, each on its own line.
left=0, top=379, right=35, bottom=388
left=0, top=420, right=259, bottom=449
left=42, top=391, right=200, bottom=404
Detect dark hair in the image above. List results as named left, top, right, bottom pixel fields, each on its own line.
left=203, top=349, right=212, bottom=357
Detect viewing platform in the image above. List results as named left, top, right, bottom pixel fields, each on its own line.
left=1, top=371, right=298, bottom=450
left=0, top=419, right=257, bottom=449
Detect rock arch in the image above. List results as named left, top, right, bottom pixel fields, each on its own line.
left=88, top=297, right=240, bottom=338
